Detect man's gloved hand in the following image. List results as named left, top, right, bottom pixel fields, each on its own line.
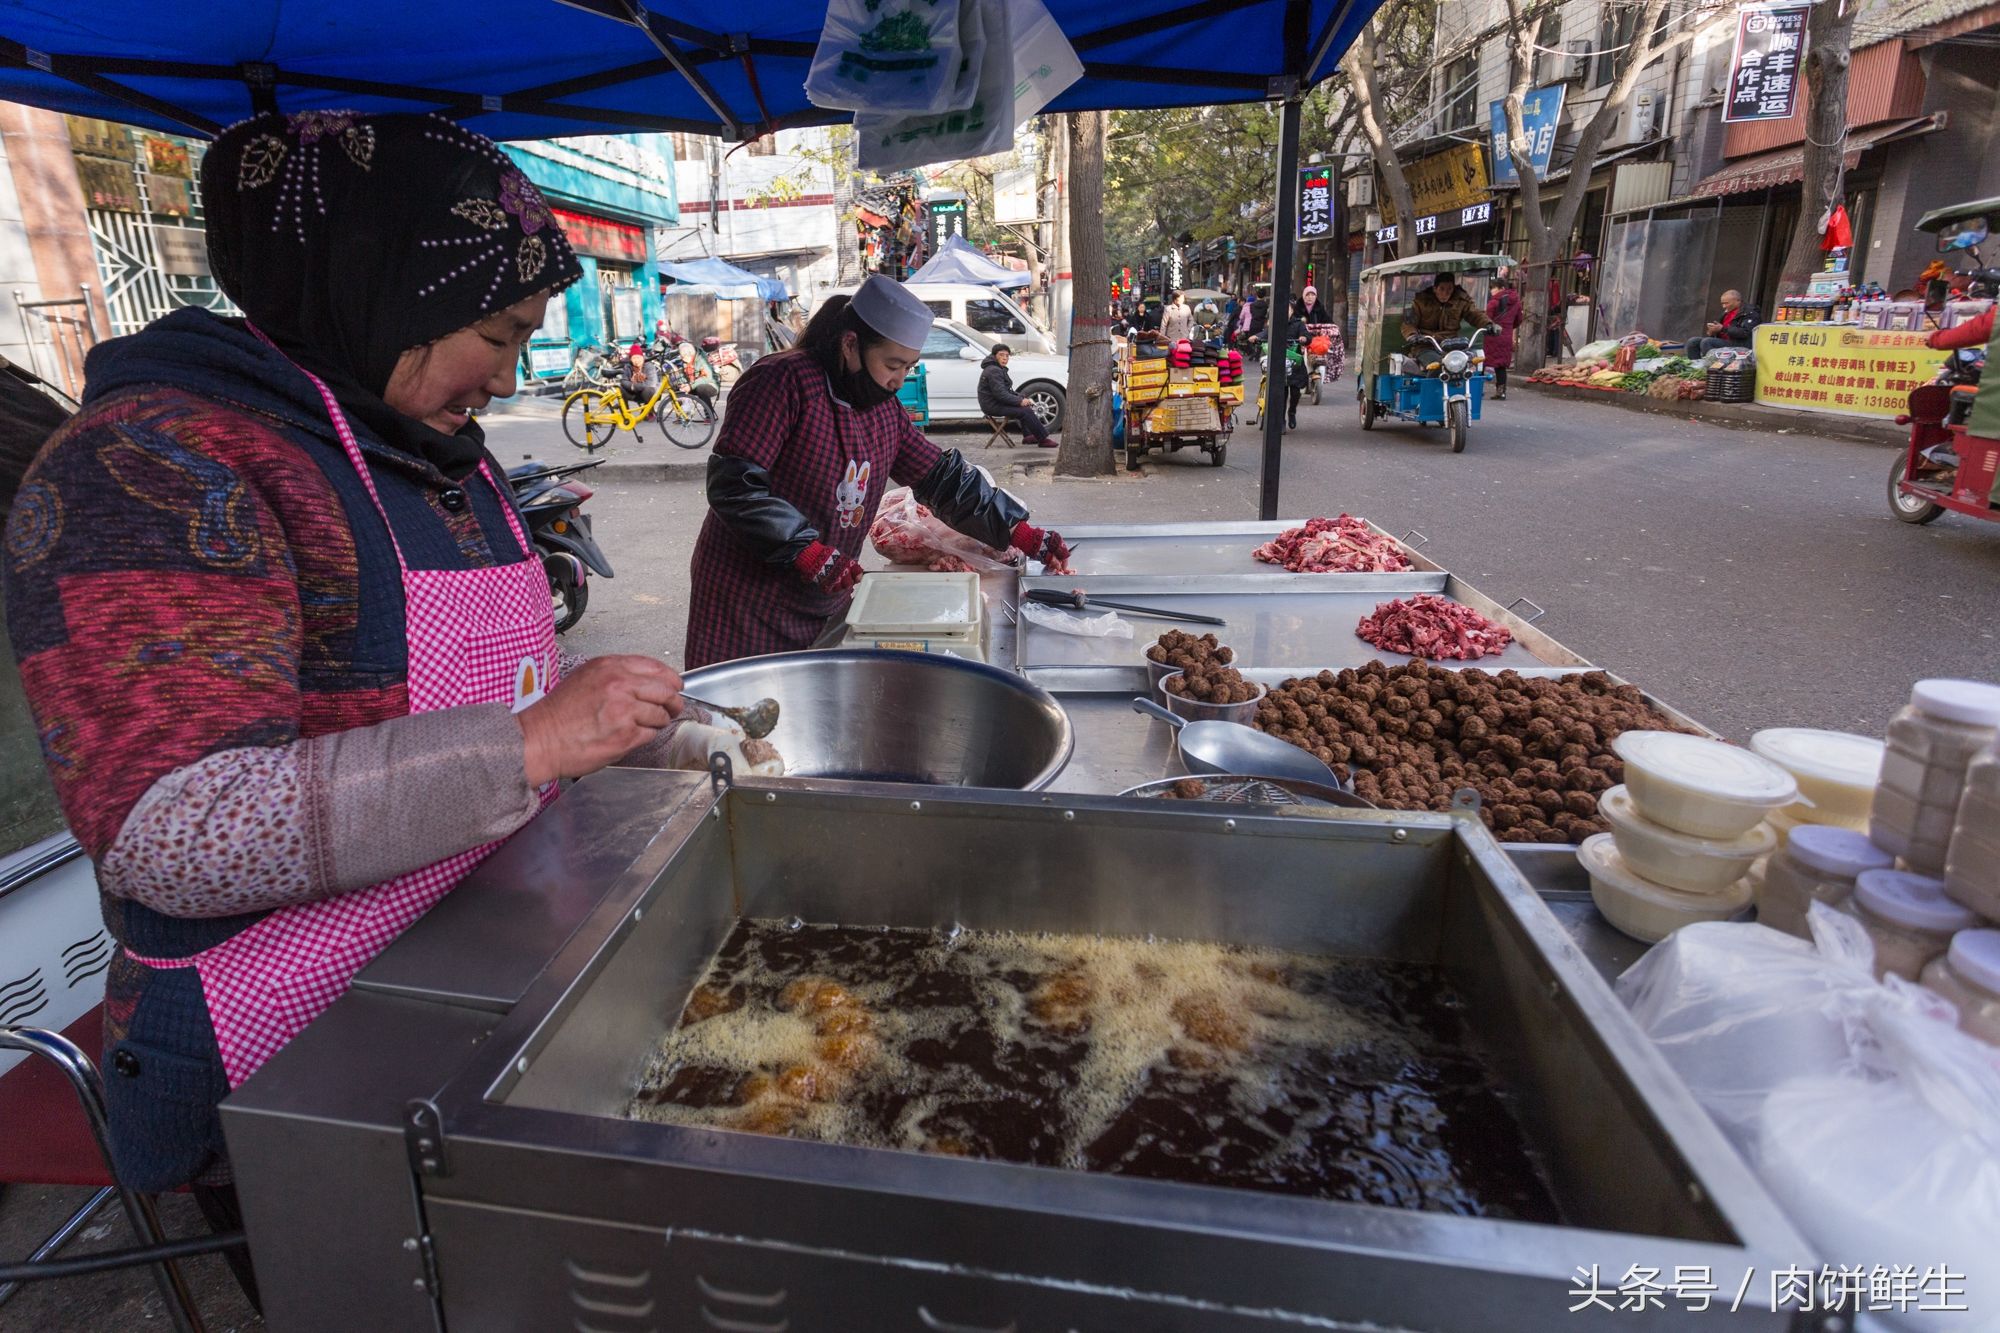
left=794, top=540, right=865, bottom=596
left=1010, top=521, right=1072, bottom=574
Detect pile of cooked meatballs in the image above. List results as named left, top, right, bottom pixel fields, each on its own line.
left=1164, top=659, right=1262, bottom=705
left=1147, top=630, right=1234, bottom=670
left=1252, top=661, right=1689, bottom=842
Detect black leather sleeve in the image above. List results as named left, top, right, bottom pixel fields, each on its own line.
left=911, top=448, right=1028, bottom=552
left=706, top=454, right=819, bottom=565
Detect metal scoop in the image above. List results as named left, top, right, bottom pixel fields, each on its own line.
left=1131, top=696, right=1339, bottom=787
left=682, top=692, right=781, bottom=740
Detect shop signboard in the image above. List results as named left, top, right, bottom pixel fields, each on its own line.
left=529, top=345, right=573, bottom=376
left=142, top=135, right=192, bottom=178
left=152, top=225, right=210, bottom=276
left=925, top=195, right=969, bottom=254
left=1297, top=164, right=1334, bottom=241
left=1381, top=143, right=1487, bottom=226
left=553, top=207, right=648, bottom=263
left=146, top=174, right=192, bottom=217
left=74, top=155, right=141, bottom=213
left=1488, top=85, right=1565, bottom=186
left=1723, top=5, right=1809, bottom=124
left=993, top=166, right=1037, bottom=224
left=1751, top=325, right=1948, bottom=418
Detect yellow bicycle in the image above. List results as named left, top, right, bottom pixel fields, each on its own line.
left=562, top=373, right=718, bottom=451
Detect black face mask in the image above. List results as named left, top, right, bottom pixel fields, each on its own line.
left=823, top=338, right=900, bottom=411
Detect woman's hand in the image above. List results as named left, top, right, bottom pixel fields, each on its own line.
left=518, top=654, right=684, bottom=786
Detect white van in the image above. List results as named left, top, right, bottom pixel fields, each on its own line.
left=824, top=282, right=1056, bottom=355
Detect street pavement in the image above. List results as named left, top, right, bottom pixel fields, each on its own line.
left=491, top=376, right=1999, bottom=740
left=8, top=376, right=1996, bottom=1333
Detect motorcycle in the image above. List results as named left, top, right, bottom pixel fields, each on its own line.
left=507, top=458, right=612, bottom=633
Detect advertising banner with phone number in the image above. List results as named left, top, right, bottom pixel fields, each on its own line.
left=1752, top=325, right=1947, bottom=418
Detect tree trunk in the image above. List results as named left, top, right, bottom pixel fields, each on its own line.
left=1778, top=0, right=1858, bottom=295
left=833, top=134, right=862, bottom=286
left=1056, top=110, right=1116, bottom=478
left=1340, top=26, right=1417, bottom=242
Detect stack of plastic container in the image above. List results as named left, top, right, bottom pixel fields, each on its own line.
left=1579, top=732, right=1796, bottom=943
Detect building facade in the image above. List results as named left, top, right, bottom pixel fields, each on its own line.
left=666, top=129, right=837, bottom=311
left=500, top=134, right=679, bottom=385
left=1357, top=0, right=2000, bottom=345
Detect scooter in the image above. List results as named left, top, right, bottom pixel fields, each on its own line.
left=507, top=458, right=612, bottom=632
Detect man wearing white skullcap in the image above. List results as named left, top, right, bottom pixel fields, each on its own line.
left=685, top=275, right=1073, bottom=667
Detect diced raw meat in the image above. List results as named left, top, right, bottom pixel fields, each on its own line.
left=1252, top=515, right=1411, bottom=573
left=1355, top=595, right=1512, bottom=661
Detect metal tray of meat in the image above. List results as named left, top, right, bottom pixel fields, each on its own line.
left=227, top=769, right=1813, bottom=1331
left=1059, top=519, right=1446, bottom=576
left=1014, top=572, right=1587, bottom=691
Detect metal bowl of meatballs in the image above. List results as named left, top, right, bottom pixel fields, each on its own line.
left=1158, top=669, right=1268, bottom=727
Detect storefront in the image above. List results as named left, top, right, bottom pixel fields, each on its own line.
left=500, top=135, right=678, bottom=385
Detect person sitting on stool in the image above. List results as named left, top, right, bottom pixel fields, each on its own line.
left=977, top=343, right=1053, bottom=447
left=1685, top=289, right=1760, bottom=358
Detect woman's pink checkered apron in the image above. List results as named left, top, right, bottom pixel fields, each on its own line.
left=130, top=355, right=558, bottom=1088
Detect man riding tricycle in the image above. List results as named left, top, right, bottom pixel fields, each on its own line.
left=1890, top=198, right=2000, bottom=528
left=1356, top=253, right=1512, bottom=453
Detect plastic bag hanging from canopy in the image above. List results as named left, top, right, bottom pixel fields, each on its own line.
left=855, top=0, right=1082, bottom=173
left=806, top=0, right=966, bottom=114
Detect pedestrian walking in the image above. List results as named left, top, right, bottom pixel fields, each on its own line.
left=1160, top=290, right=1194, bottom=344
left=1485, top=276, right=1521, bottom=400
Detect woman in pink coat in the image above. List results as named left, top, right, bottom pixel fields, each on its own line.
left=1485, top=276, right=1522, bottom=400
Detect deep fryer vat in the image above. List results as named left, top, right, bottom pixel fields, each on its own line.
left=404, top=780, right=1808, bottom=1331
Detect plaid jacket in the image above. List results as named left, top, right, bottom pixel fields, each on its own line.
left=685, top=353, right=941, bottom=668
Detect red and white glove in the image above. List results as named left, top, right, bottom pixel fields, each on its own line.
left=794, top=541, right=865, bottom=596
left=1010, top=521, right=1072, bottom=572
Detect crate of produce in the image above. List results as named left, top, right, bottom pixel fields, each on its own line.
left=1705, top=366, right=1753, bottom=403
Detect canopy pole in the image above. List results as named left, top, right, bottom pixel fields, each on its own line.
left=1259, top=93, right=1303, bottom=523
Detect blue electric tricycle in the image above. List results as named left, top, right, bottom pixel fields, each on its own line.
left=1356, top=251, right=1514, bottom=453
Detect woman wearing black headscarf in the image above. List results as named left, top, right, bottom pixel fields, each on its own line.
left=2, top=111, right=687, bottom=1268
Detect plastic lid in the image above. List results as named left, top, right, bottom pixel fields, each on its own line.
left=1946, top=930, right=2000, bottom=995
left=845, top=572, right=980, bottom=633
left=1782, top=825, right=1896, bottom=879
left=1909, top=679, right=2000, bottom=728
left=1599, top=786, right=1778, bottom=857
left=1612, top=731, right=1800, bottom=806
left=1854, top=869, right=1979, bottom=933
left=1749, top=728, right=1886, bottom=789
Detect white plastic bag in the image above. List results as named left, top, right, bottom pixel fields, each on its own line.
left=1755, top=993, right=2000, bottom=1333
left=1615, top=906, right=1881, bottom=1149
left=1018, top=601, right=1132, bottom=639
left=806, top=0, right=965, bottom=114
left=1003, top=0, right=1083, bottom=121
left=855, top=0, right=1015, bottom=172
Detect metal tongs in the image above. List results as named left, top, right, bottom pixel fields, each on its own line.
left=1024, top=588, right=1225, bottom=626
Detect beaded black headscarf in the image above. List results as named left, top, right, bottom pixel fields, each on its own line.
left=201, top=111, right=582, bottom=473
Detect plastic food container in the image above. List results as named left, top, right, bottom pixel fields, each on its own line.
left=1943, top=739, right=2000, bottom=920
left=1749, top=728, right=1884, bottom=829
left=1598, top=785, right=1775, bottom=893
left=1843, top=868, right=1981, bottom=981
left=1870, top=679, right=2000, bottom=874
left=1612, top=732, right=1800, bottom=839
left=1158, top=672, right=1266, bottom=726
left=1919, top=930, right=2000, bottom=1047
left=1755, top=825, right=1895, bottom=940
left=1579, top=834, right=1754, bottom=944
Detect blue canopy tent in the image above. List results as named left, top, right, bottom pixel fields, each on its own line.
left=0, top=0, right=1388, bottom=513
left=906, top=235, right=1032, bottom=291
left=658, top=256, right=789, bottom=303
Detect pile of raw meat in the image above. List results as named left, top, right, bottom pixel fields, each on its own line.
left=1252, top=515, right=1411, bottom=573
left=869, top=488, right=1022, bottom=574
left=1355, top=595, right=1512, bottom=661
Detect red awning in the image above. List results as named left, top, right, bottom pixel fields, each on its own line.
left=1690, top=116, right=1941, bottom=198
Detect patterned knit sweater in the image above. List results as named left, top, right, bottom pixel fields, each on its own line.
left=3, top=308, right=546, bottom=1189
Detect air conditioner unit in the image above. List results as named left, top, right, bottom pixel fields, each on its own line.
left=1347, top=174, right=1376, bottom=208
left=1564, top=40, right=1593, bottom=82
left=1533, top=49, right=1565, bottom=86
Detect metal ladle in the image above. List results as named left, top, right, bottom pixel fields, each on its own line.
left=682, top=692, right=781, bottom=740
left=1131, top=696, right=1340, bottom=787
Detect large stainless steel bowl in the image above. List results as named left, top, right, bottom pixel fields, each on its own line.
left=680, top=650, right=1073, bottom=789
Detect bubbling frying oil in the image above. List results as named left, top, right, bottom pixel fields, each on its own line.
left=627, top=920, right=1559, bottom=1221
